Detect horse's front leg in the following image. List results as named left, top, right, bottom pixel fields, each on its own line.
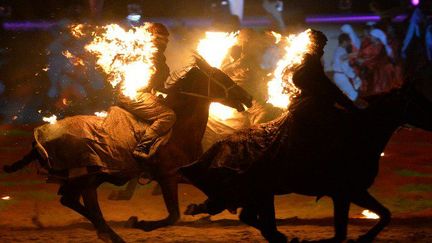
left=131, top=174, right=180, bottom=231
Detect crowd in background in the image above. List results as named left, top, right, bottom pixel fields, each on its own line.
left=0, top=0, right=431, bottom=124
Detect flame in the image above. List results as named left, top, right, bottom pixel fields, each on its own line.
left=197, top=31, right=239, bottom=68
left=62, top=50, right=84, bottom=66
left=209, top=102, right=237, bottom=121
left=271, top=31, right=282, bottom=44
left=196, top=31, right=240, bottom=121
left=361, top=210, right=380, bottom=219
left=84, top=24, right=157, bottom=100
left=266, top=30, right=313, bottom=109
left=1, top=196, right=11, bottom=200
left=70, top=24, right=85, bottom=38
left=42, top=115, right=57, bottom=125
left=94, top=111, right=108, bottom=118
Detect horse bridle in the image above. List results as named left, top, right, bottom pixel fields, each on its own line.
left=178, top=67, right=237, bottom=100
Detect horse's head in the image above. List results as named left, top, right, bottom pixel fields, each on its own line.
left=167, top=56, right=253, bottom=111
left=402, top=67, right=432, bottom=131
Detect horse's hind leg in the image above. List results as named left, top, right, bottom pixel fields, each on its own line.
left=242, top=195, right=287, bottom=243
left=132, top=176, right=180, bottom=231
left=82, top=185, right=125, bottom=243
left=350, top=190, right=391, bottom=242
left=331, top=195, right=350, bottom=242
left=59, top=185, right=92, bottom=221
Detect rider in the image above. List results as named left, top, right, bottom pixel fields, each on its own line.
left=117, top=23, right=176, bottom=160
left=290, top=29, right=359, bottom=118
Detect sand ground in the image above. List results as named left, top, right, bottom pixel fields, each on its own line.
left=0, top=125, right=431, bottom=242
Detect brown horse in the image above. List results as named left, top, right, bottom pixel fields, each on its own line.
left=3, top=58, right=253, bottom=243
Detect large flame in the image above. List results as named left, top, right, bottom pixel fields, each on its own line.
left=85, top=24, right=157, bottom=100
left=267, top=30, right=313, bottom=109
left=197, top=31, right=239, bottom=68
left=197, top=31, right=239, bottom=120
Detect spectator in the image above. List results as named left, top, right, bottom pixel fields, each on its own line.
left=332, top=33, right=361, bottom=101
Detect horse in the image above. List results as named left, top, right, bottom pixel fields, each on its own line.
left=180, top=69, right=432, bottom=243
left=3, top=57, right=253, bottom=243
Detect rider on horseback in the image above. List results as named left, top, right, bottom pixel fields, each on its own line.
left=117, top=23, right=176, bottom=161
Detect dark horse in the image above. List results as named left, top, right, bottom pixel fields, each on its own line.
left=180, top=69, right=432, bottom=243
left=3, top=57, right=252, bottom=243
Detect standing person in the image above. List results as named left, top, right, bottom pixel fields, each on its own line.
left=117, top=23, right=175, bottom=160
left=290, top=30, right=358, bottom=118
left=352, top=28, right=403, bottom=97
left=332, top=33, right=362, bottom=101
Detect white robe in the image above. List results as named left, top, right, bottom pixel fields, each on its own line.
left=332, top=46, right=361, bottom=101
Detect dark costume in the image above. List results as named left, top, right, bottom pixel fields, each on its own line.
left=181, top=30, right=358, bottom=211
left=117, top=23, right=175, bottom=159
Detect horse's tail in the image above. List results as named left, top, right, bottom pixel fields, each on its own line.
left=3, top=147, right=39, bottom=173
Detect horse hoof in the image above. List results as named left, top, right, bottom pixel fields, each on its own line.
left=98, top=232, right=125, bottom=243
left=290, top=237, right=300, bottom=243
left=266, top=231, right=287, bottom=243
left=125, top=216, right=138, bottom=228
left=355, top=235, right=374, bottom=243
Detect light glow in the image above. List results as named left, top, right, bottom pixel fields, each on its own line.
left=209, top=102, right=237, bottom=121
left=1, top=196, right=11, bottom=200
left=42, top=115, right=57, bottom=125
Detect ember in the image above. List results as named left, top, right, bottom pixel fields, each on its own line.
left=267, top=30, right=313, bottom=109
left=361, top=210, right=380, bottom=219
left=94, top=111, right=108, bottom=118
left=84, top=24, right=157, bottom=100
left=1, top=196, right=11, bottom=200
left=42, top=115, right=57, bottom=125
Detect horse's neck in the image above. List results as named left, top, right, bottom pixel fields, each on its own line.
left=169, top=96, right=210, bottom=161
left=361, top=93, right=405, bottom=154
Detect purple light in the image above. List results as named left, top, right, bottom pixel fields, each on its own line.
left=3, top=21, right=57, bottom=31
left=306, top=14, right=408, bottom=24
left=412, top=0, right=420, bottom=6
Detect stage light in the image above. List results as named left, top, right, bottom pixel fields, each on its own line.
left=412, top=0, right=420, bottom=6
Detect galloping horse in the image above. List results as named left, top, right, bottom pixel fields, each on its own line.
left=3, top=57, right=252, bottom=243
left=181, top=69, right=432, bottom=243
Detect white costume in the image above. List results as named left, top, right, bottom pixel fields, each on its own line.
left=332, top=46, right=361, bottom=101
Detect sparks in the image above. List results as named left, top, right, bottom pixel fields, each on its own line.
left=70, top=24, right=85, bottom=38
left=62, top=50, right=84, bottom=66
left=267, top=30, right=313, bottom=109
left=197, top=31, right=239, bottom=68
left=85, top=24, right=157, bottom=100
left=94, top=111, right=108, bottom=118
left=42, top=115, right=57, bottom=125
left=361, top=210, right=380, bottom=219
